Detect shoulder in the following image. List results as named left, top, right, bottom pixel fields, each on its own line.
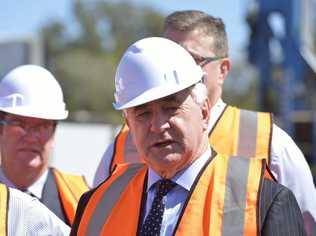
left=260, top=179, right=306, bottom=235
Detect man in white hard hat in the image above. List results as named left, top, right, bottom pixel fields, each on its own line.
left=93, top=10, right=316, bottom=234
left=0, top=65, right=89, bottom=226
left=71, top=37, right=305, bottom=235
left=0, top=183, right=70, bottom=235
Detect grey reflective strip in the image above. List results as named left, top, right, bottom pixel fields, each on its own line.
left=85, top=163, right=144, bottom=236
left=222, top=157, right=250, bottom=236
left=237, top=110, right=258, bottom=157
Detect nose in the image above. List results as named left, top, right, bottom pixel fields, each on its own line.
left=149, top=111, right=170, bottom=133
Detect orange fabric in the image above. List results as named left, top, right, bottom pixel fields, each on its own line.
left=77, top=164, right=133, bottom=236
left=243, top=159, right=264, bottom=236
left=0, top=183, right=8, bottom=236
left=256, top=112, right=273, bottom=160
left=52, top=169, right=89, bottom=225
left=79, top=154, right=262, bottom=235
left=100, top=167, right=147, bottom=235
left=110, top=124, right=129, bottom=172
left=209, top=106, right=272, bottom=161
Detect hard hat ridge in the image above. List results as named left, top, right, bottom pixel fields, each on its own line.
left=0, top=65, right=68, bottom=120
left=113, top=37, right=204, bottom=110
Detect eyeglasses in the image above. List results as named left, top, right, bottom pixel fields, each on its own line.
left=187, top=49, right=226, bottom=67
left=193, top=55, right=226, bottom=67
left=0, top=119, right=55, bottom=136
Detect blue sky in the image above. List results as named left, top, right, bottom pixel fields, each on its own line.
left=0, top=0, right=249, bottom=59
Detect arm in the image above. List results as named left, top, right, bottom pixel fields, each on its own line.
left=261, top=180, right=306, bottom=236
left=93, top=142, right=115, bottom=187
left=270, top=124, right=316, bottom=230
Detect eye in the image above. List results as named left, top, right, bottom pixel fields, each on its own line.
left=135, top=110, right=151, bottom=119
left=164, top=105, right=178, bottom=114
left=8, top=120, right=24, bottom=127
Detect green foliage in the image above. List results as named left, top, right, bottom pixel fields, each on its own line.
left=41, top=0, right=164, bottom=124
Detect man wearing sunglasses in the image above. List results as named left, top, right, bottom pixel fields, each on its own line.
left=0, top=65, right=89, bottom=226
left=93, top=10, right=316, bottom=234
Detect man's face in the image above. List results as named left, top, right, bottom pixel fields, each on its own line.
left=163, top=28, right=230, bottom=106
left=125, top=89, right=209, bottom=178
left=0, top=113, right=55, bottom=185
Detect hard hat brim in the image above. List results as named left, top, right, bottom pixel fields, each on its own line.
left=0, top=107, right=68, bottom=120
left=113, top=74, right=202, bottom=110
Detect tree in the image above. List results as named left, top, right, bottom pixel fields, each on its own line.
left=41, top=0, right=164, bottom=124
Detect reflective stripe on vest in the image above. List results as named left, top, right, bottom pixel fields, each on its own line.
left=209, top=106, right=272, bottom=162
left=0, top=183, right=8, bottom=236
left=77, top=163, right=145, bottom=236
left=52, top=168, right=89, bottom=225
left=78, top=155, right=264, bottom=236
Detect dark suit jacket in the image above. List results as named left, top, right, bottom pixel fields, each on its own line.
left=71, top=177, right=306, bottom=235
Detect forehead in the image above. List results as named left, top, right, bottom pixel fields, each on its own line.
left=164, top=29, right=214, bottom=55
left=128, top=89, right=191, bottom=112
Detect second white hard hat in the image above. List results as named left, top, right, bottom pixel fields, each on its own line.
left=113, top=37, right=204, bottom=110
left=0, top=65, right=68, bottom=120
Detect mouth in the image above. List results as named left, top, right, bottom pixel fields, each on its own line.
left=150, top=139, right=175, bottom=149
left=18, top=148, right=41, bottom=154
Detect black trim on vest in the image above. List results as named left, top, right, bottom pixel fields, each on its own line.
left=268, top=113, right=273, bottom=167
left=136, top=171, right=148, bottom=236
left=172, top=149, right=218, bottom=235
left=208, top=104, right=229, bottom=137
left=41, top=168, right=69, bottom=225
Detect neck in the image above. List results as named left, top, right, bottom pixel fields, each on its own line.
left=2, top=164, right=46, bottom=189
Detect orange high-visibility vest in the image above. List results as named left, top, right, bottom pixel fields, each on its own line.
left=0, top=183, right=8, bottom=236
left=109, top=106, right=273, bottom=172
left=209, top=106, right=272, bottom=162
left=77, top=154, right=266, bottom=236
left=52, top=168, right=89, bottom=225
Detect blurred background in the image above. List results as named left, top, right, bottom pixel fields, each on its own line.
left=0, top=0, right=315, bottom=185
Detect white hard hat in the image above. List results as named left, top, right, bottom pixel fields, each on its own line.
left=0, top=65, right=68, bottom=120
left=113, top=37, right=204, bottom=110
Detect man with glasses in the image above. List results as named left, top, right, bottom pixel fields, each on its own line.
left=0, top=65, right=89, bottom=226
left=93, top=10, right=315, bottom=234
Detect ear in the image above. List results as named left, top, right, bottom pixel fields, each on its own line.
left=201, top=98, right=211, bottom=131
left=219, top=58, right=231, bottom=85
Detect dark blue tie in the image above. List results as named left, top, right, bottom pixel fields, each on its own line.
left=139, top=179, right=176, bottom=236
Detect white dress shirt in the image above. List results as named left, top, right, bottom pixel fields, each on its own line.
left=7, top=187, right=70, bottom=235
left=93, top=99, right=316, bottom=224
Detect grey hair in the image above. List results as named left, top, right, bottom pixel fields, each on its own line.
left=122, top=82, right=208, bottom=116
left=190, top=82, right=208, bottom=105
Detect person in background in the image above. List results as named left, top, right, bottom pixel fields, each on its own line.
left=0, top=183, right=70, bottom=235
left=93, top=10, right=316, bottom=235
left=72, top=37, right=306, bottom=236
left=0, top=65, right=89, bottom=226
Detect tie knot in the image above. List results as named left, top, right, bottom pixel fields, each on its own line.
left=156, top=179, right=176, bottom=196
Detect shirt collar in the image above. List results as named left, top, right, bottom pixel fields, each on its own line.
left=0, top=166, right=48, bottom=199
left=208, top=98, right=226, bottom=133
left=147, top=147, right=212, bottom=192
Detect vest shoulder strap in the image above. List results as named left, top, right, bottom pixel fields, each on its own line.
left=210, top=106, right=272, bottom=162
left=175, top=154, right=263, bottom=236
left=51, top=168, right=89, bottom=225
left=0, top=183, right=8, bottom=236
left=77, top=163, right=146, bottom=235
